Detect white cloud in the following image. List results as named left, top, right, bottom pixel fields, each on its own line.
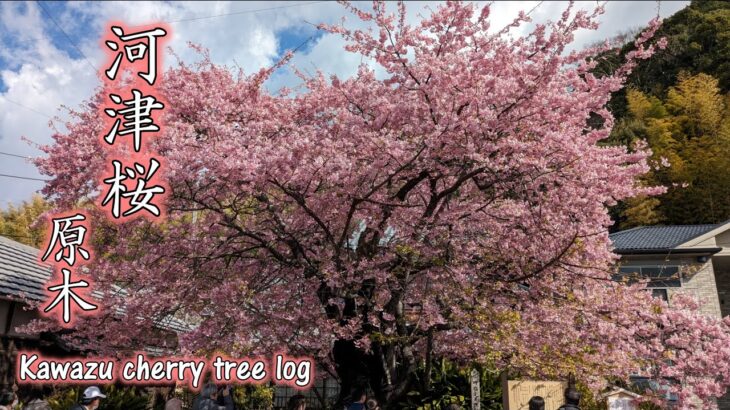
left=0, top=2, right=98, bottom=207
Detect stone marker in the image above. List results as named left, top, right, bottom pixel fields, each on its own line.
left=470, top=369, right=481, bottom=410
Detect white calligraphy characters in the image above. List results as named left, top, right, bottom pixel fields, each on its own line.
left=104, top=90, right=164, bottom=152
left=102, top=158, right=166, bottom=219
left=41, top=213, right=97, bottom=324
left=44, top=268, right=97, bottom=324
left=101, top=24, right=168, bottom=221
left=41, top=213, right=90, bottom=266
left=105, top=26, right=167, bottom=85
left=40, top=24, right=170, bottom=326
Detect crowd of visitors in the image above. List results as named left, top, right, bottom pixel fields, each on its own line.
left=1, top=383, right=467, bottom=409
left=285, top=386, right=400, bottom=410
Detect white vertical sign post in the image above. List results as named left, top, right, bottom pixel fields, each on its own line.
left=470, top=368, right=481, bottom=410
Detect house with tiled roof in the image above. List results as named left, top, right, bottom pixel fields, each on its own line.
left=0, top=234, right=338, bottom=409
left=610, top=220, right=730, bottom=319
left=0, top=235, right=64, bottom=346
left=0, top=235, right=195, bottom=386
left=610, top=221, right=730, bottom=409
left=0, top=235, right=68, bottom=392
left=0, top=234, right=192, bottom=336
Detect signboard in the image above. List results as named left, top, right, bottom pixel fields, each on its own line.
left=607, top=396, right=637, bottom=410
left=470, top=369, right=481, bottom=410
left=502, top=380, right=566, bottom=410
left=602, top=388, right=640, bottom=410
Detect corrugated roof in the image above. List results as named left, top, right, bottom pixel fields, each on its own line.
left=609, top=224, right=720, bottom=251
left=0, top=235, right=51, bottom=301
left=0, top=235, right=192, bottom=332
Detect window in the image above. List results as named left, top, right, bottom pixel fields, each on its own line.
left=651, top=288, right=668, bottom=301
left=630, top=376, right=679, bottom=403
left=614, top=265, right=681, bottom=301
left=616, top=266, right=681, bottom=288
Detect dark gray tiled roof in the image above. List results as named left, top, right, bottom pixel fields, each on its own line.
left=0, top=235, right=192, bottom=332
left=610, top=224, right=720, bottom=251
left=0, top=235, right=51, bottom=301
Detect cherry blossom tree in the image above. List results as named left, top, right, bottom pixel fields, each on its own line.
left=31, top=2, right=730, bottom=408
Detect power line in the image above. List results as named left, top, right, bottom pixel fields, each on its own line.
left=0, top=151, right=31, bottom=160
left=0, top=173, right=49, bottom=182
left=36, top=1, right=98, bottom=73
left=0, top=96, right=53, bottom=119
left=526, top=1, right=545, bottom=18
left=167, top=1, right=328, bottom=23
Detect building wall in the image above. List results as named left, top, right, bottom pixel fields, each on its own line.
left=620, top=256, right=722, bottom=318
left=716, top=231, right=730, bottom=249
left=0, top=299, right=41, bottom=339
left=672, top=258, right=722, bottom=318
left=620, top=255, right=727, bottom=409
left=714, top=256, right=730, bottom=318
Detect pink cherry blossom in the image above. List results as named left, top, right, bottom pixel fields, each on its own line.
left=27, top=2, right=730, bottom=408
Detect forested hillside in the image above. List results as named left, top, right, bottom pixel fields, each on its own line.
left=606, top=0, right=730, bottom=228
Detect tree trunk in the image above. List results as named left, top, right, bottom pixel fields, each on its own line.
left=333, top=339, right=416, bottom=410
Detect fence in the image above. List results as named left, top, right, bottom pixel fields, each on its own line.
left=171, top=378, right=340, bottom=410
left=273, top=378, right=340, bottom=410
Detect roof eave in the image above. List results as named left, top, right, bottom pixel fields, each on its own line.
left=614, top=247, right=722, bottom=256
left=675, top=220, right=730, bottom=248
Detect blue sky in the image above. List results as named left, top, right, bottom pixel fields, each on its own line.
left=0, top=1, right=689, bottom=207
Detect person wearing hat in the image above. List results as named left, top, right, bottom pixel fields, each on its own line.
left=69, top=386, right=106, bottom=410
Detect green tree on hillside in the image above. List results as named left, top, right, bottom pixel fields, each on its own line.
left=0, top=195, right=50, bottom=247
left=615, top=73, right=730, bottom=227
left=600, top=1, right=730, bottom=119
left=597, top=0, right=730, bottom=228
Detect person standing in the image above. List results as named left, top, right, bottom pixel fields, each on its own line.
left=164, top=386, right=183, bottom=410
left=196, top=384, right=233, bottom=410
left=69, top=386, right=106, bottom=410
left=287, top=394, right=307, bottom=410
left=23, top=386, right=51, bottom=410
left=347, top=388, right=367, bottom=410
left=0, top=390, right=14, bottom=410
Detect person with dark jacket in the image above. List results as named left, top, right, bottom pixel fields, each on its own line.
left=528, top=396, right=545, bottom=410
left=23, top=386, right=51, bottom=410
left=346, top=388, right=367, bottom=410
left=69, top=386, right=105, bottom=410
left=195, top=384, right=234, bottom=410
left=0, top=390, right=14, bottom=410
left=287, top=394, right=307, bottom=410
